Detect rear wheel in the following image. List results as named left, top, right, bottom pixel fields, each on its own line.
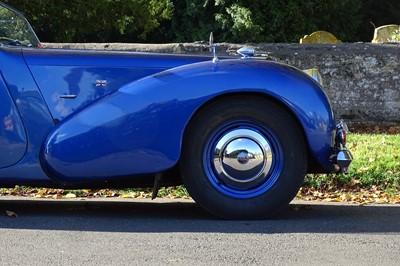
left=181, top=96, right=307, bottom=219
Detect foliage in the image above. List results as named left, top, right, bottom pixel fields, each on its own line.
left=169, top=0, right=364, bottom=43
left=169, top=0, right=219, bottom=42
left=215, top=2, right=262, bottom=42
left=389, top=29, right=400, bottom=43
left=0, top=4, right=38, bottom=45
left=2, top=0, right=173, bottom=42
left=3, top=0, right=400, bottom=43
left=214, top=0, right=363, bottom=43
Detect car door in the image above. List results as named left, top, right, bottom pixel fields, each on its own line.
left=0, top=74, right=27, bottom=168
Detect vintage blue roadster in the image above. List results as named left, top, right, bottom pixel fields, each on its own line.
left=0, top=3, right=352, bottom=219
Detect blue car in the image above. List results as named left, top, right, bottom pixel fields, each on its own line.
left=0, top=3, right=352, bottom=219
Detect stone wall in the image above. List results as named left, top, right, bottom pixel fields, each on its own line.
left=43, top=42, right=400, bottom=125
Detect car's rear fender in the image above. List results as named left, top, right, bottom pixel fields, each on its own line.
left=41, top=59, right=335, bottom=184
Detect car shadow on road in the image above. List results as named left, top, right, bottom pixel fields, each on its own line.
left=1, top=198, right=399, bottom=234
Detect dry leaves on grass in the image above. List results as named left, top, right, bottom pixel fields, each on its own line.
left=298, top=186, right=400, bottom=205
left=5, top=210, right=17, bottom=218
left=349, top=124, right=400, bottom=134
left=0, top=187, right=188, bottom=200
left=2, top=185, right=399, bottom=205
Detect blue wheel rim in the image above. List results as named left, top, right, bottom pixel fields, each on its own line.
left=203, top=121, right=284, bottom=199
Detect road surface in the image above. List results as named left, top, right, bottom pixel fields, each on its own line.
left=1, top=197, right=399, bottom=265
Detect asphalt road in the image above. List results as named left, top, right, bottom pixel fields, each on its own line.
left=1, top=197, right=400, bottom=266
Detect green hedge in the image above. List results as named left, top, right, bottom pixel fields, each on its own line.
left=4, top=0, right=400, bottom=43
left=3, top=0, right=173, bottom=42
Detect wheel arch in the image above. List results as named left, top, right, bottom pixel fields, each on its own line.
left=181, top=91, right=326, bottom=174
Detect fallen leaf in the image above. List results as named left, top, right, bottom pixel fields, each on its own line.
left=349, top=178, right=360, bottom=187
left=340, top=193, right=351, bottom=201
left=120, top=194, right=133, bottom=198
left=351, top=196, right=361, bottom=202
left=64, top=193, right=76, bottom=198
left=5, top=210, right=17, bottom=218
left=357, top=167, right=370, bottom=173
left=323, top=198, right=340, bottom=202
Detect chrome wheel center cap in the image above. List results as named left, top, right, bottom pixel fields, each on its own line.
left=236, top=151, right=250, bottom=164
left=213, top=129, right=273, bottom=184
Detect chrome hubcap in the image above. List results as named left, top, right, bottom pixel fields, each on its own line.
left=213, top=129, right=273, bottom=188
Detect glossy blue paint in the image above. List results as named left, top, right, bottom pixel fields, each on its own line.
left=23, top=48, right=211, bottom=67
left=0, top=74, right=27, bottom=167
left=23, top=48, right=210, bottom=120
left=0, top=47, right=54, bottom=183
left=40, top=59, right=335, bottom=183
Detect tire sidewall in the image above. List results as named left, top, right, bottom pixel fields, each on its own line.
left=181, top=96, right=307, bottom=219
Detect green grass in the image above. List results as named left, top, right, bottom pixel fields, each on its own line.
left=304, top=133, right=400, bottom=191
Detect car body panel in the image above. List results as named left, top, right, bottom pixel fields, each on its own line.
left=0, top=74, right=27, bottom=168
left=40, top=59, right=335, bottom=184
left=23, top=48, right=210, bottom=120
left=0, top=48, right=54, bottom=184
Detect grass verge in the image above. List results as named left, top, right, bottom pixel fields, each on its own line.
left=300, top=131, right=400, bottom=203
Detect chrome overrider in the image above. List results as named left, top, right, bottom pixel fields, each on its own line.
left=331, top=120, right=353, bottom=173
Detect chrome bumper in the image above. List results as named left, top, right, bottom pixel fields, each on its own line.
left=331, top=120, right=353, bottom=173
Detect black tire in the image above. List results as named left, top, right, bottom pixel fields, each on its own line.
left=180, top=95, right=307, bottom=219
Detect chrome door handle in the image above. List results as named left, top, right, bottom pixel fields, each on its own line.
left=59, top=94, right=77, bottom=99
